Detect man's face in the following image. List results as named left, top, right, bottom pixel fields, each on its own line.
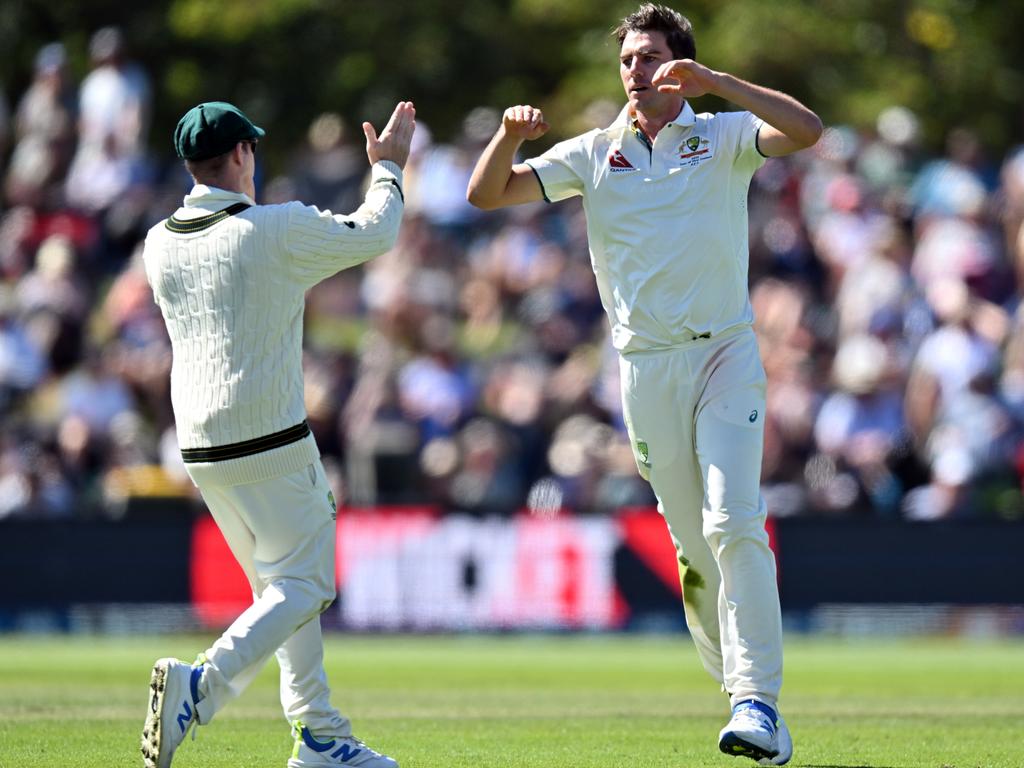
left=619, top=29, right=677, bottom=114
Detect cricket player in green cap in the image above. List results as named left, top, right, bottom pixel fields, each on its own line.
left=140, top=98, right=415, bottom=768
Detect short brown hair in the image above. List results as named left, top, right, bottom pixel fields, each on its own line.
left=614, top=4, right=696, bottom=61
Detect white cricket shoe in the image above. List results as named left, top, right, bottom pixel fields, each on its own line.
left=140, top=658, right=201, bottom=768
left=718, top=699, right=787, bottom=763
left=289, top=723, right=398, bottom=768
left=758, top=714, right=792, bottom=765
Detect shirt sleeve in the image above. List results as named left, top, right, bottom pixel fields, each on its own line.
left=718, top=110, right=767, bottom=174
left=284, top=160, right=405, bottom=286
left=523, top=134, right=590, bottom=203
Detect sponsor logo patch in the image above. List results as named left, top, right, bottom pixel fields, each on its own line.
left=608, top=147, right=637, bottom=173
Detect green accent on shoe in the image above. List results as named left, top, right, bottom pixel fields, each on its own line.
left=292, top=720, right=306, bottom=760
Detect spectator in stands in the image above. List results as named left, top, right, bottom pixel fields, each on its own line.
left=15, top=234, right=89, bottom=323
left=289, top=112, right=366, bottom=215
left=77, top=27, right=150, bottom=155
left=406, top=107, right=494, bottom=236
left=813, top=334, right=906, bottom=515
left=0, top=286, right=46, bottom=409
left=66, top=26, right=152, bottom=216
left=5, top=43, right=77, bottom=209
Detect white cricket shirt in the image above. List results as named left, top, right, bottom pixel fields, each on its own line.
left=525, top=102, right=765, bottom=354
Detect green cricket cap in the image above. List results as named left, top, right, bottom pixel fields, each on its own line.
left=174, top=101, right=265, bottom=161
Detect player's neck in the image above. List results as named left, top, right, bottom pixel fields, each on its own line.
left=194, top=171, right=252, bottom=199
left=633, top=100, right=684, bottom=141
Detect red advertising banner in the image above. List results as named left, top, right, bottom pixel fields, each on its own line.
left=190, top=507, right=777, bottom=630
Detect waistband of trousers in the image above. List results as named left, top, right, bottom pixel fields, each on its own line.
left=621, top=323, right=751, bottom=358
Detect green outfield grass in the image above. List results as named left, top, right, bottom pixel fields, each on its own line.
left=0, top=633, right=1020, bottom=767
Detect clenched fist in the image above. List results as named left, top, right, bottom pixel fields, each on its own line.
left=502, top=105, right=549, bottom=142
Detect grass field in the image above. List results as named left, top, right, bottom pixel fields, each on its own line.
left=0, top=633, right=1020, bottom=768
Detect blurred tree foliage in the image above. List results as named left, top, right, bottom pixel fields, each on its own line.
left=1, top=0, right=1021, bottom=171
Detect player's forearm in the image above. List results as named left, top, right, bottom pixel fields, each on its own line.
left=467, top=127, right=523, bottom=210
left=343, top=162, right=405, bottom=241
left=711, top=72, right=822, bottom=149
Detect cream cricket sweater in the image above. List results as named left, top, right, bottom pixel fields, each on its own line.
left=143, top=161, right=404, bottom=486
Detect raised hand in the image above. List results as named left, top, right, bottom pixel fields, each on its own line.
left=364, top=101, right=416, bottom=168
left=501, top=105, right=549, bottom=142
left=652, top=60, right=720, bottom=99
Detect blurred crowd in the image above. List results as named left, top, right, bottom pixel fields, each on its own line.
left=3, top=29, right=1024, bottom=523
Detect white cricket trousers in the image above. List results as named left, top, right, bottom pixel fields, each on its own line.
left=619, top=326, right=783, bottom=709
left=191, top=459, right=350, bottom=738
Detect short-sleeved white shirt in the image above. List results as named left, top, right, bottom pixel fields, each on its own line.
left=525, top=102, right=765, bottom=354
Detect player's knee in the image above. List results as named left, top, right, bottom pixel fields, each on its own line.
left=702, top=506, right=767, bottom=553
left=276, top=576, right=335, bottom=619
left=320, top=582, right=338, bottom=609
left=310, top=578, right=336, bottom=612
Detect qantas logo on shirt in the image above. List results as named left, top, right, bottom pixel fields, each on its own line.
left=607, top=148, right=637, bottom=173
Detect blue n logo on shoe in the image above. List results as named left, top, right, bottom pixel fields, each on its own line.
left=176, top=701, right=192, bottom=733
left=300, top=727, right=363, bottom=762
left=331, top=743, right=363, bottom=762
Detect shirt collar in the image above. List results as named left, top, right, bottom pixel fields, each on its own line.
left=607, top=101, right=697, bottom=134
left=182, top=184, right=255, bottom=209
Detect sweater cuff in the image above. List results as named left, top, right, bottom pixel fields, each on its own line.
left=372, top=160, right=404, bottom=191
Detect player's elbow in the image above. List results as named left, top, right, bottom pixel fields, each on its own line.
left=359, top=214, right=402, bottom=256
left=466, top=185, right=499, bottom=211
left=795, top=113, right=824, bottom=149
